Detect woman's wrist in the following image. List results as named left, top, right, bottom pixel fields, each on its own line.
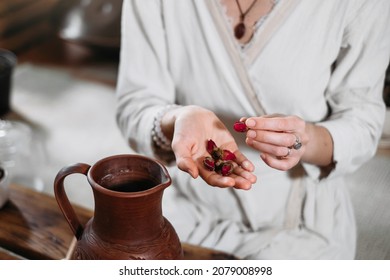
left=152, top=105, right=181, bottom=151
left=301, top=123, right=334, bottom=167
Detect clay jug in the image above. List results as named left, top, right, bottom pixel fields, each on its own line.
left=54, top=154, right=183, bottom=260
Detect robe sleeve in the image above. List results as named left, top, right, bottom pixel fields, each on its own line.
left=303, top=0, right=390, bottom=180
left=115, top=0, right=175, bottom=159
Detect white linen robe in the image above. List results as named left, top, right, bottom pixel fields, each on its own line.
left=116, top=0, right=390, bottom=259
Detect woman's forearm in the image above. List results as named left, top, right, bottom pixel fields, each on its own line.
left=301, top=123, right=334, bottom=167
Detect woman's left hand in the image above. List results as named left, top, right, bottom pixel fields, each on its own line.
left=162, top=105, right=257, bottom=190
left=244, top=114, right=308, bottom=171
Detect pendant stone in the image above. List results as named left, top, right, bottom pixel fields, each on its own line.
left=234, top=22, right=246, bottom=39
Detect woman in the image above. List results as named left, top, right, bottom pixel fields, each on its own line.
left=116, top=0, right=390, bottom=259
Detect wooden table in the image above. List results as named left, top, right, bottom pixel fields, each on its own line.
left=0, top=184, right=237, bottom=260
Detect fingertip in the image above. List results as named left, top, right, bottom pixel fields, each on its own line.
left=235, top=183, right=252, bottom=191
left=177, top=157, right=198, bottom=178
left=241, top=160, right=254, bottom=172
left=188, top=168, right=199, bottom=179
left=246, top=118, right=256, bottom=128
left=250, top=174, right=257, bottom=184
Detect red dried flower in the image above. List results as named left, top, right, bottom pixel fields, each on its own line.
left=211, top=148, right=223, bottom=160
left=206, top=139, right=217, bottom=154
left=221, top=162, right=233, bottom=176
left=204, top=139, right=235, bottom=176
left=222, top=149, right=236, bottom=161
left=215, top=161, right=234, bottom=176
left=233, top=121, right=248, bottom=133
left=207, top=139, right=224, bottom=160
left=203, top=156, right=215, bottom=171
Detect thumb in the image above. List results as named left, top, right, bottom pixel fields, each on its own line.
left=176, top=156, right=199, bottom=178
left=173, top=142, right=199, bottom=178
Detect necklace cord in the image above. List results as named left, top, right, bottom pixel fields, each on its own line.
left=235, top=0, right=258, bottom=19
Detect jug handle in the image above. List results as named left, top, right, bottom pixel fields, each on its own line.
left=54, top=163, right=91, bottom=240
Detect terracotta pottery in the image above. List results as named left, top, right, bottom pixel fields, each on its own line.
left=54, top=154, right=183, bottom=260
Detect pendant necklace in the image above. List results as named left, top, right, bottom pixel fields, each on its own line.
left=234, top=0, right=258, bottom=39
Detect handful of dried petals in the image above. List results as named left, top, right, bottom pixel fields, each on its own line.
left=203, top=139, right=235, bottom=176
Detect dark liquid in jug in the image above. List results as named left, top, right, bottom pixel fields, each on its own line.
left=109, top=179, right=157, bottom=193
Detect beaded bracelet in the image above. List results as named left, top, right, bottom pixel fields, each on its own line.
left=151, top=105, right=180, bottom=151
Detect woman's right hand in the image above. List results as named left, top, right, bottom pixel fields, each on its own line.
left=161, top=105, right=256, bottom=190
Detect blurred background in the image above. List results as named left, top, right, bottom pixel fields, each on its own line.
left=0, top=0, right=130, bottom=209
left=0, top=0, right=389, bottom=259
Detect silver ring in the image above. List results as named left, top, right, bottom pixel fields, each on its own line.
left=292, top=135, right=302, bottom=150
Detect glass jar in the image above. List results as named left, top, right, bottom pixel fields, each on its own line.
left=0, top=119, right=44, bottom=191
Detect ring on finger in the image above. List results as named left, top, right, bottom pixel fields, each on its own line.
left=291, top=134, right=302, bottom=150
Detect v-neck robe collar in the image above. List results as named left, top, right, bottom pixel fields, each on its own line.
left=205, top=0, right=302, bottom=115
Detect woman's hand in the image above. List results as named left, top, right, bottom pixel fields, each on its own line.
left=162, top=105, right=257, bottom=190
left=243, top=114, right=333, bottom=171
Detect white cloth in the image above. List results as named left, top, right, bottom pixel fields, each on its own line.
left=116, top=0, right=390, bottom=259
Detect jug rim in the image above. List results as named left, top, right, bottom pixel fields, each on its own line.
left=87, top=154, right=172, bottom=197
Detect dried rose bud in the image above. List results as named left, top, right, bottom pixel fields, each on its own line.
left=207, top=139, right=226, bottom=160
left=221, top=162, right=234, bottom=176
left=204, top=139, right=235, bottom=176
left=214, top=159, right=223, bottom=171
left=222, top=149, right=236, bottom=161
left=233, top=121, right=248, bottom=133
left=215, top=161, right=234, bottom=176
left=206, top=139, right=217, bottom=154
left=203, top=156, right=215, bottom=171
left=210, top=147, right=223, bottom=160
